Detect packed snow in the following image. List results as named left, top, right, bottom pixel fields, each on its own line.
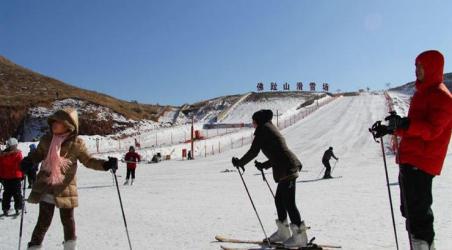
left=2, top=93, right=451, bottom=250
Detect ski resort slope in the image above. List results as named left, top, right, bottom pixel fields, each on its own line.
left=2, top=94, right=451, bottom=250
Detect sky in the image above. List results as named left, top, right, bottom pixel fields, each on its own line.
left=1, top=0, right=451, bottom=105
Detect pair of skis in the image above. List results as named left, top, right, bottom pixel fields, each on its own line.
left=215, top=235, right=341, bottom=250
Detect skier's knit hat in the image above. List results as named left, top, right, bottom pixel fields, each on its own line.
left=252, top=109, right=273, bottom=125
left=129, top=146, right=135, bottom=152
left=6, top=137, right=18, bottom=147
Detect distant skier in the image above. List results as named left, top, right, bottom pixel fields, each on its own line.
left=25, top=144, right=39, bottom=188
left=232, top=109, right=308, bottom=248
left=372, top=50, right=452, bottom=250
left=321, top=147, right=338, bottom=179
left=0, top=138, right=24, bottom=216
left=20, top=108, right=118, bottom=250
left=124, top=146, right=141, bottom=185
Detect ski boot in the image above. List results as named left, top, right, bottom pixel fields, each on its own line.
left=63, top=240, right=77, bottom=250
left=123, top=179, right=129, bottom=185
left=131, top=179, right=134, bottom=186
left=411, top=236, right=435, bottom=250
left=27, top=242, right=42, bottom=249
left=268, top=219, right=291, bottom=243
left=283, top=221, right=308, bottom=248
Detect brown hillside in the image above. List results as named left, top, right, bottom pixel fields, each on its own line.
left=0, top=55, right=169, bottom=141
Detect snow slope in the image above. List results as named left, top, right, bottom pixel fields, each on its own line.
left=2, top=94, right=451, bottom=250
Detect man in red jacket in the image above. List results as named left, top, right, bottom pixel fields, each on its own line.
left=124, top=146, right=141, bottom=186
left=374, top=50, right=452, bottom=250
left=0, top=138, right=24, bottom=216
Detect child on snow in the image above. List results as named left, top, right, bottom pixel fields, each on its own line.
left=20, top=108, right=118, bottom=250
left=232, top=109, right=307, bottom=249
left=0, top=137, right=24, bottom=216
left=124, top=146, right=141, bottom=185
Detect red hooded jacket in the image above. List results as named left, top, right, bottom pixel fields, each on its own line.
left=124, top=151, right=141, bottom=170
left=396, top=50, right=452, bottom=175
left=0, top=150, right=24, bottom=180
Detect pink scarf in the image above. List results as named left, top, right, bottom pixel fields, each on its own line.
left=41, top=133, right=72, bottom=185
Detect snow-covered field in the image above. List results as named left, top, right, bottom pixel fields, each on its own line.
left=2, top=93, right=451, bottom=250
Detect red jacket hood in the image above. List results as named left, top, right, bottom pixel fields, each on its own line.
left=415, top=50, right=444, bottom=92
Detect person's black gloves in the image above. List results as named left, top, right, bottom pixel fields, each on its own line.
left=254, top=161, right=265, bottom=171
left=20, top=156, right=33, bottom=173
left=385, top=111, right=410, bottom=132
left=103, top=157, right=118, bottom=173
left=231, top=157, right=244, bottom=172
left=373, top=123, right=391, bottom=138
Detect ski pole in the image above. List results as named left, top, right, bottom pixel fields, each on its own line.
left=392, top=136, right=414, bottom=250
left=111, top=158, right=133, bottom=250
left=331, top=160, right=339, bottom=174
left=236, top=167, right=270, bottom=245
left=18, top=176, right=27, bottom=250
left=369, top=122, right=399, bottom=250
left=316, top=167, right=325, bottom=179
left=259, top=169, right=275, bottom=199
left=112, top=172, right=115, bottom=186
left=379, top=137, right=399, bottom=250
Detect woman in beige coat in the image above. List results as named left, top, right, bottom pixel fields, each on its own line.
left=21, top=108, right=117, bottom=250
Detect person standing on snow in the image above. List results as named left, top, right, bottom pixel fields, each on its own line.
left=124, top=146, right=141, bottom=185
left=0, top=138, right=24, bottom=216
left=321, top=147, right=338, bottom=179
left=232, top=109, right=308, bottom=249
left=372, top=50, right=452, bottom=250
left=20, top=108, right=118, bottom=250
left=25, top=144, right=39, bottom=188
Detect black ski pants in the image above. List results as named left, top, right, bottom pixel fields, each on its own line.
left=126, top=168, right=136, bottom=180
left=27, top=170, right=37, bottom=188
left=1, top=179, right=23, bottom=212
left=399, top=164, right=435, bottom=245
left=322, top=160, right=331, bottom=177
left=275, top=179, right=302, bottom=227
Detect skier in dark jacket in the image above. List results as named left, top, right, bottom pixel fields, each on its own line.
left=322, top=147, right=338, bottom=179
left=372, top=50, right=452, bottom=250
left=232, top=109, right=307, bottom=248
left=25, top=144, right=39, bottom=188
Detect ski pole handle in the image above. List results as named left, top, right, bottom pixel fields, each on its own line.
left=260, top=169, right=266, bottom=181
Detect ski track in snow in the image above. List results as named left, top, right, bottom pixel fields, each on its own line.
left=2, top=94, right=451, bottom=250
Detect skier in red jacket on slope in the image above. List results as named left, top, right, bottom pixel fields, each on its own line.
left=373, top=50, right=452, bottom=250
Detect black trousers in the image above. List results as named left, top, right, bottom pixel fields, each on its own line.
left=126, top=169, right=136, bottom=179
left=1, top=179, right=23, bottom=212
left=399, top=164, right=435, bottom=244
left=322, top=160, right=331, bottom=177
left=275, top=179, right=301, bottom=227
left=27, top=171, right=37, bottom=187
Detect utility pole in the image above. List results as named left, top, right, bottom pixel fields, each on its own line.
left=191, top=116, right=195, bottom=160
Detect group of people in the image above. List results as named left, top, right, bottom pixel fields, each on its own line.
left=231, top=50, right=451, bottom=250
left=0, top=50, right=449, bottom=250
